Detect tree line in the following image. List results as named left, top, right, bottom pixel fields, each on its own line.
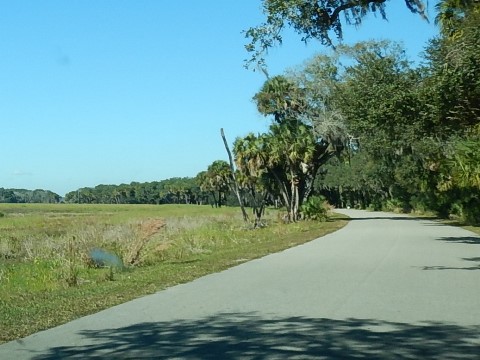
left=64, top=178, right=204, bottom=205
left=62, top=172, right=254, bottom=207
left=0, top=188, right=61, bottom=204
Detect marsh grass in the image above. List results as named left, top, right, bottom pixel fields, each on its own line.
left=0, top=204, right=348, bottom=343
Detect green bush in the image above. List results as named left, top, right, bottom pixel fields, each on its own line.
left=448, top=202, right=464, bottom=219
left=461, top=198, right=480, bottom=225
left=409, top=195, right=431, bottom=214
left=382, top=198, right=409, bottom=213
left=301, top=196, right=329, bottom=221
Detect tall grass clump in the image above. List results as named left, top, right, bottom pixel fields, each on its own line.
left=65, top=236, right=79, bottom=287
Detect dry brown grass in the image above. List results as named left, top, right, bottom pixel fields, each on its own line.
left=125, top=219, right=166, bottom=266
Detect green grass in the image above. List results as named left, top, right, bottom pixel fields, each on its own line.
left=440, top=219, right=480, bottom=236
left=382, top=208, right=480, bottom=236
left=462, top=225, right=480, bottom=236
left=0, top=203, right=348, bottom=343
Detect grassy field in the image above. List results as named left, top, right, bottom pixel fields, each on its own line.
left=0, top=203, right=348, bottom=343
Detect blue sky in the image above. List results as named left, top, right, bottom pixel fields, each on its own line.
left=0, top=1, right=438, bottom=196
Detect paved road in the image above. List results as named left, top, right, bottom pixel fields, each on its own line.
left=1, top=209, right=480, bottom=359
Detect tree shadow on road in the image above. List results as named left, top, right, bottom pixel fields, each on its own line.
left=344, top=216, right=438, bottom=222
left=437, top=236, right=480, bottom=245
left=31, top=313, right=480, bottom=359
left=423, top=235, right=480, bottom=270
left=423, top=257, right=480, bottom=271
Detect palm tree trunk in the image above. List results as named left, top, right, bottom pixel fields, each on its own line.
left=271, top=170, right=292, bottom=220
left=221, top=128, right=250, bottom=222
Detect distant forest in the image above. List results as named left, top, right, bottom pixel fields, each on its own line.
left=0, top=180, right=206, bottom=206
left=0, top=177, right=212, bottom=206
left=0, top=188, right=61, bottom=204
left=63, top=177, right=211, bottom=205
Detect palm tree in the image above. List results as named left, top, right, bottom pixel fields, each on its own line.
left=234, top=133, right=271, bottom=226
left=252, top=74, right=348, bottom=221
left=234, top=133, right=267, bottom=179
left=253, top=75, right=306, bottom=123
left=206, top=160, right=232, bottom=208
left=451, top=139, right=480, bottom=189
left=195, top=171, right=211, bottom=205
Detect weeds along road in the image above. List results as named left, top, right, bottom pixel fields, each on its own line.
left=1, top=209, right=480, bottom=359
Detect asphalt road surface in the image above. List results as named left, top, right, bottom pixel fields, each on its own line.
left=1, top=209, right=480, bottom=359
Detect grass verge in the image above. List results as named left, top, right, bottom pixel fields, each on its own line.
left=0, top=204, right=348, bottom=343
left=441, top=220, right=480, bottom=236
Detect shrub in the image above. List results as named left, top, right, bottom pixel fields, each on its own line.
left=301, top=196, right=329, bottom=221
left=409, top=195, right=430, bottom=214
left=382, top=198, right=408, bottom=213
left=461, top=198, right=480, bottom=225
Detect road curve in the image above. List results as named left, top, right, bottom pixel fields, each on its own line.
left=1, top=209, right=479, bottom=359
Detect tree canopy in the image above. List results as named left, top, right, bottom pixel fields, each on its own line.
left=244, top=0, right=428, bottom=70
